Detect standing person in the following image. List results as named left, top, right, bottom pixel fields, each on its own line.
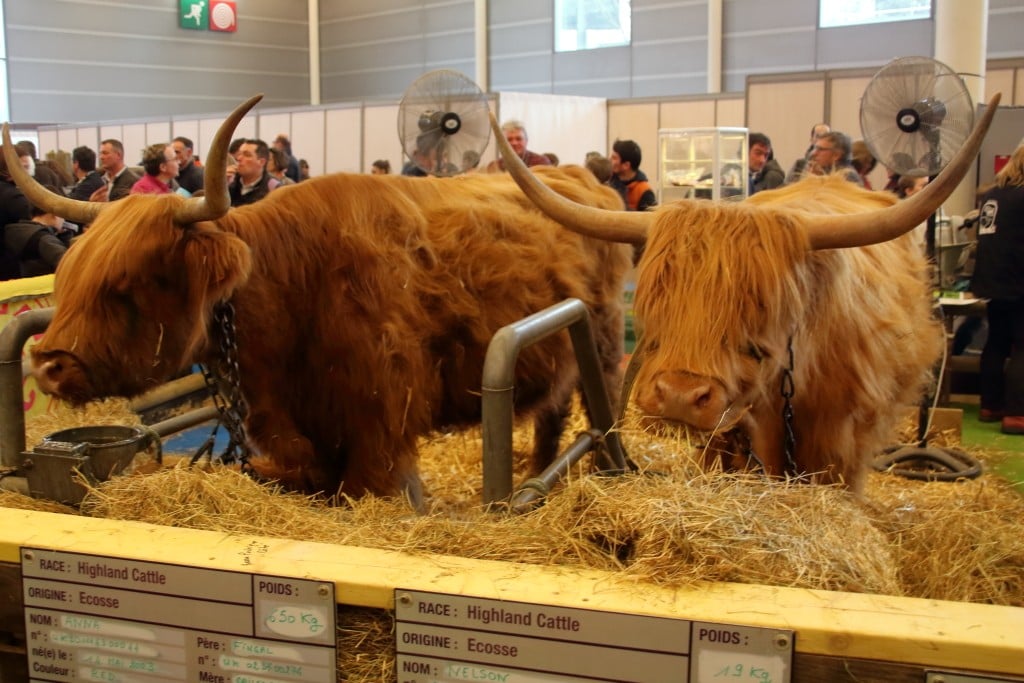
left=130, top=144, right=180, bottom=195
left=68, top=146, right=105, bottom=201
left=748, top=132, right=784, bottom=195
left=485, top=121, right=552, bottom=172
left=90, top=139, right=140, bottom=202
left=851, top=140, right=878, bottom=189
left=971, top=143, right=1024, bottom=435
left=228, top=139, right=278, bottom=206
left=608, top=139, right=656, bottom=211
left=371, top=159, right=391, bottom=175
left=609, top=139, right=656, bottom=265
left=273, top=133, right=301, bottom=182
left=173, top=136, right=204, bottom=195
left=267, top=148, right=296, bottom=186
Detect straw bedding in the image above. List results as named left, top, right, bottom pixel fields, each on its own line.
left=3, top=396, right=1022, bottom=681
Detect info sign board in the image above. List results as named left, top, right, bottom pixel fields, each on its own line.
left=395, top=589, right=793, bottom=683
left=21, top=547, right=336, bottom=682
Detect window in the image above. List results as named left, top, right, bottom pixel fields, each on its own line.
left=819, top=0, right=931, bottom=29
left=555, top=0, right=631, bottom=53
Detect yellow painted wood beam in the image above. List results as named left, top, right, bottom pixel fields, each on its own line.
left=1, top=507, right=1021, bottom=676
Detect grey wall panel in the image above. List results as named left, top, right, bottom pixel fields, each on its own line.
left=632, top=1, right=706, bottom=43
left=490, top=21, right=554, bottom=55
left=554, top=47, right=631, bottom=83
left=556, top=79, right=631, bottom=99
left=488, top=0, right=551, bottom=25
left=325, top=39, right=429, bottom=73
left=633, top=40, right=706, bottom=79
left=723, top=29, right=817, bottom=75
left=318, top=0, right=475, bottom=102
left=988, top=3, right=1024, bottom=59
left=6, top=0, right=309, bottom=123
left=9, top=0, right=1024, bottom=125
left=490, top=55, right=553, bottom=92
left=323, top=67, right=429, bottom=101
left=633, top=73, right=707, bottom=98
left=815, top=21, right=933, bottom=69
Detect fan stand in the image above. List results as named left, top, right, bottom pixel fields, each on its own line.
left=872, top=338, right=982, bottom=482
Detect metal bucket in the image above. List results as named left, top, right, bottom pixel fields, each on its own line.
left=23, top=425, right=161, bottom=505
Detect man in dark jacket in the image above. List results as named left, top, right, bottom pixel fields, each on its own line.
left=609, top=139, right=656, bottom=211
left=228, top=139, right=278, bottom=206
left=4, top=185, right=70, bottom=278
left=173, top=136, right=204, bottom=195
left=749, top=132, right=784, bottom=195
left=68, top=145, right=106, bottom=200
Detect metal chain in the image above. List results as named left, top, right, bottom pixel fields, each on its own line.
left=779, top=335, right=799, bottom=477
left=196, top=302, right=252, bottom=470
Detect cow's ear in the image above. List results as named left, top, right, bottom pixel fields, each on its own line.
left=183, top=228, right=253, bottom=304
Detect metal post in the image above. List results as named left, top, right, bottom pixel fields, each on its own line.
left=481, top=298, right=627, bottom=506
left=0, top=308, right=53, bottom=468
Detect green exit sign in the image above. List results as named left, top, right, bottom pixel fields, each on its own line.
left=179, top=0, right=237, bottom=32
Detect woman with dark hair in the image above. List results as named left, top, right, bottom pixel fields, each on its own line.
left=371, top=159, right=391, bottom=175
left=972, top=142, right=1024, bottom=434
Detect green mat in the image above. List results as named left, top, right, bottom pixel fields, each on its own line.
left=951, top=402, right=1024, bottom=487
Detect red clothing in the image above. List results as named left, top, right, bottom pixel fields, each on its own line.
left=130, top=174, right=173, bottom=195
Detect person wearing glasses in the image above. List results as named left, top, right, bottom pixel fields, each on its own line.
left=130, top=144, right=181, bottom=195
left=789, top=131, right=863, bottom=186
left=784, top=123, right=830, bottom=183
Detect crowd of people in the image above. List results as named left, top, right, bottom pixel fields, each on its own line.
left=0, top=133, right=309, bottom=278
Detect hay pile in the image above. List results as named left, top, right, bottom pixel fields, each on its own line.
left=4, top=398, right=1020, bottom=605
left=2, top=398, right=1023, bottom=681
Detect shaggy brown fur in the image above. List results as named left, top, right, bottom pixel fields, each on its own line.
left=633, top=176, right=942, bottom=492
left=31, top=166, right=632, bottom=504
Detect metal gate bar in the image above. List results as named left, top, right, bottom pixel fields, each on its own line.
left=481, top=298, right=626, bottom=506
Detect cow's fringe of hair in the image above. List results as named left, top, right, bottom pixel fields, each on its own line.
left=633, top=176, right=943, bottom=491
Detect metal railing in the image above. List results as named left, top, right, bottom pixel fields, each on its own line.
left=482, top=298, right=628, bottom=509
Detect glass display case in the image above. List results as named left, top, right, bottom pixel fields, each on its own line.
left=657, top=127, right=749, bottom=203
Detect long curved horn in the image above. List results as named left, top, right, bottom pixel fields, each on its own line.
left=174, top=93, right=263, bottom=224
left=490, top=112, right=651, bottom=245
left=805, top=93, right=1001, bottom=250
left=2, top=125, right=105, bottom=224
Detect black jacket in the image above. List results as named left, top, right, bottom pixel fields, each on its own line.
left=4, top=218, right=69, bottom=277
left=177, top=161, right=205, bottom=195
left=0, top=178, right=32, bottom=280
left=229, top=171, right=275, bottom=207
left=69, top=170, right=105, bottom=201
left=972, top=185, right=1024, bottom=300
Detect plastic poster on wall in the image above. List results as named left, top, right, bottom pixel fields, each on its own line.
left=179, top=0, right=237, bottom=33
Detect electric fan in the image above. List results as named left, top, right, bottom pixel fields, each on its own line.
left=862, top=57, right=983, bottom=483
left=859, top=56, right=974, bottom=178
left=397, top=69, right=491, bottom=177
